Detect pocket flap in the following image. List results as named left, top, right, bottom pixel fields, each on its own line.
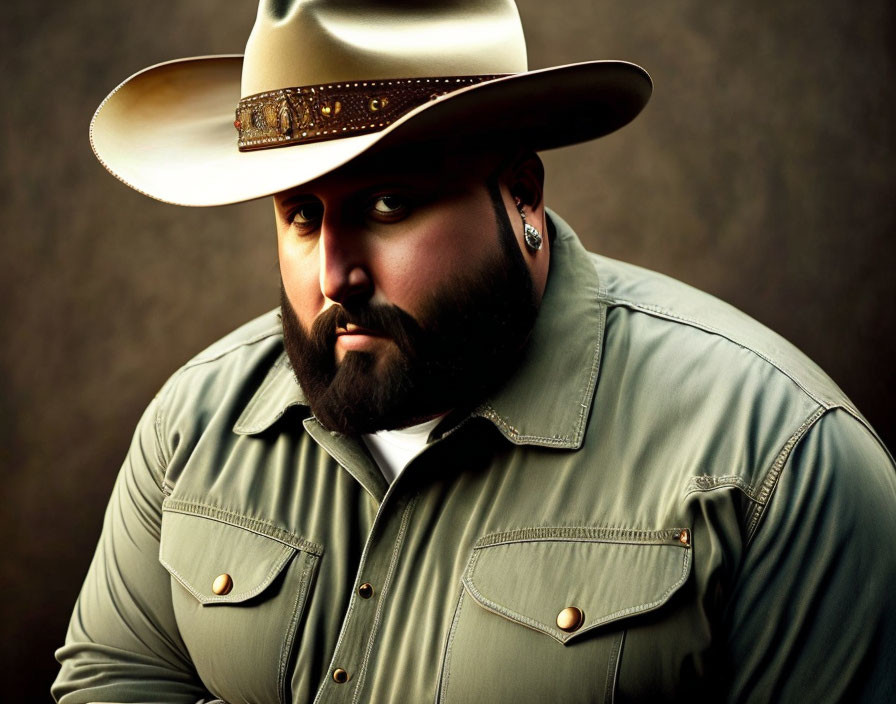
left=160, top=508, right=308, bottom=606
left=462, top=527, right=692, bottom=644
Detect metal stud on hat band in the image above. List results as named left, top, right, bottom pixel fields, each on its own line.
left=235, top=74, right=507, bottom=151
left=88, top=0, right=651, bottom=206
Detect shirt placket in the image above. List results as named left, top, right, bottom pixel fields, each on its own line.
left=304, top=418, right=421, bottom=704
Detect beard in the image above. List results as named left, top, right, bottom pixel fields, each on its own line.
left=280, top=189, right=539, bottom=435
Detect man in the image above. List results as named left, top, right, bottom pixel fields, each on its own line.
left=54, top=1, right=896, bottom=702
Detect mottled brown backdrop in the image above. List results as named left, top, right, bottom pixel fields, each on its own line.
left=2, top=1, right=894, bottom=699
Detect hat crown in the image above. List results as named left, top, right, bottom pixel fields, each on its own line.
left=241, top=0, right=529, bottom=96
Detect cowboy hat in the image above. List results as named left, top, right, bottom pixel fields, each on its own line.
left=90, top=0, right=651, bottom=207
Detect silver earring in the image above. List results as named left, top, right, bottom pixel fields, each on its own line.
left=515, top=201, right=542, bottom=252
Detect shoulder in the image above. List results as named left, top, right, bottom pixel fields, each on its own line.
left=149, top=309, right=292, bottom=457
left=591, top=252, right=857, bottom=418
left=570, top=242, right=892, bottom=517
left=180, top=308, right=284, bottom=372
left=159, top=308, right=285, bottom=402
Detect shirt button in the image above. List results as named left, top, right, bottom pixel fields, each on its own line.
left=556, top=606, right=584, bottom=632
left=212, top=573, right=233, bottom=596
left=678, top=529, right=691, bottom=546
left=333, top=668, right=349, bottom=683
left=358, top=583, right=374, bottom=599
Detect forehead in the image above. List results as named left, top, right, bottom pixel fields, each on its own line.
left=275, top=141, right=509, bottom=202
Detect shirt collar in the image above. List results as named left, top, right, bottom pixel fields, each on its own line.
left=235, top=209, right=605, bottom=448
left=471, top=210, right=605, bottom=449
left=233, top=350, right=306, bottom=435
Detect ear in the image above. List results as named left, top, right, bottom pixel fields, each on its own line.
left=508, top=152, right=545, bottom=211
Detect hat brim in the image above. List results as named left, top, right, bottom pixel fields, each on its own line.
left=91, top=56, right=651, bottom=206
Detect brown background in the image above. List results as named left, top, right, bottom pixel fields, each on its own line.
left=2, top=1, right=894, bottom=699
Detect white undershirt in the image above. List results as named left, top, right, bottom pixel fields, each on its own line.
left=362, top=415, right=446, bottom=483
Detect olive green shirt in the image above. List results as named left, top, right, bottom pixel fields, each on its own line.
left=54, top=213, right=896, bottom=703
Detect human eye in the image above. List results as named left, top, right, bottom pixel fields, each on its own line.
left=369, top=194, right=409, bottom=221
left=288, top=201, right=323, bottom=232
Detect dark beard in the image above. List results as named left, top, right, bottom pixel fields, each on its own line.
left=280, top=187, right=538, bottom=435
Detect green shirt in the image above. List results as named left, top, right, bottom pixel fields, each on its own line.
left=54, top=213, right=896, bottom=703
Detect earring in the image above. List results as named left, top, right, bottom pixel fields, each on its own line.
left=514, top=197, right=542, bottom=252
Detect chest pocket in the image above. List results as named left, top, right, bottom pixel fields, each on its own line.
left=159, top=504, right=323, bottom=704
left=438, top=527, right=691, bottom=704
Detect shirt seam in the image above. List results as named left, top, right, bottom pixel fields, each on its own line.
left=151, top=320, right=288, bottom=487
left=152, top=394, right=170, bottom=495
left=159, top=540, right=294, bottom=605
left=350, top=494, right=420, bottom=704
left=605, top=630, right=625, bottom=703
left=461, top=539, right=691, bottom=645
left=475, top=526, right=686, bottom=547
left=278, top=552, right=317, bottom=704
left=745, top=405, right=828, bottom=542
left=683, top=475, right=758, bottom=498
left=471, top=300, right=603, bottom=447
left=437, top=588, right=468, bottom=703
left=162, top=498, right=325, bottom=555
left=597, top=294, right=853, bottom=418
left=180, top=322, right=283, bottom=372
left=233, top=353, right=300, bottom=434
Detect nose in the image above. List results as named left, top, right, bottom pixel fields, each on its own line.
left=319, top=221, right=374, bottom=305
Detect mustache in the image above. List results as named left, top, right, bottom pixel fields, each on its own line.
left=310, top=303, right=424, bottom=357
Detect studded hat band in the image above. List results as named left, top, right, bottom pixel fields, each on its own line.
left=234, top=74, right=508, bottom=151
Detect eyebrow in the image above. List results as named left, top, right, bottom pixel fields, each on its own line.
left=279, top=192, right=319, bottom=208
left=280, top=179, right=428, bottom=211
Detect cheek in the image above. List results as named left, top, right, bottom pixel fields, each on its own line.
left=278, top=233, right=323, bottom=327
left=373, top=199, right=497, bottom=308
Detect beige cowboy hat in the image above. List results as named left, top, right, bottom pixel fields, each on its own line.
left=91, top=0, right=651, bottom=207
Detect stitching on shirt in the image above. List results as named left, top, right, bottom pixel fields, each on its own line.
left=151, top=394, right=172, bottom=495
left=181, top=322, right=283, bottom=371
left=475, top=526, right=686, bottom=547
left=438, top=586, right=470, bottom=703
left=469, top=246, right=606, bottom=449
left=310, top=492, right=416, bottom=704
left=471, top=302, right=604, bottom=448
left=278, top=552, right=317, bottom=704
left=152, top=365, right=193, bottom=497
left=162, top=498, right=325, bottom=555
left=575, top=299, right=606, bottom=443
left=350, top=494, right=420, bottom=704
left=473, top=404, right=576, bottom=446
left=462, top=542, right=692, bottom=644
left=598, top=295, right=857, bottom=420
left=159, top=539, right=295, bottom=605
left=746, top=406, right=827, bottom=541
left=234, top=354, right=304, bottom=434
left=683, top=475, right=758, bottom=500
left=151, top=320, right=285, bottom=485
left=605, top=629, right=625, bottom=704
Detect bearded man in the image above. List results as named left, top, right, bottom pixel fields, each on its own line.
left=54, top=2, right=896, bottom=703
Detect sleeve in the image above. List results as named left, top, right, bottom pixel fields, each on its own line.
left=724, top=408, right=896, bottom=703
left=51, top=392, right=218, bottom=704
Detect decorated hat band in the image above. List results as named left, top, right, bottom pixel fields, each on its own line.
left=234, top=74, right=507, bottom=151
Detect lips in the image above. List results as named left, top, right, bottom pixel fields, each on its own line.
left=336, top=322, right=384, bottom=338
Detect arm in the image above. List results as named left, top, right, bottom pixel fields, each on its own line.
left=52, top=394, right=216, bottom=703
left=725, top=409, right=896, bottom=703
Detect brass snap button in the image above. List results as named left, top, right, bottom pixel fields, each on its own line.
left=678, top=529, right=691, bottom=546
left=556, top=606, right=584, bottom=632
left=358, top=583, right=374, bottom=599
left=333, top=668, right=349, bottom=683
left=212, top=573, right=233, bottom=596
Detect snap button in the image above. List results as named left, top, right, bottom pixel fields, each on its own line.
left=333, top=668, right=349, bottom=683
left=556, top=606, right=584, bottom=632
left=678, top=529, right=691, bottom=546
left=358, top=583, right=374, bottom=599
left=212, top=573, right=233, bottom=596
